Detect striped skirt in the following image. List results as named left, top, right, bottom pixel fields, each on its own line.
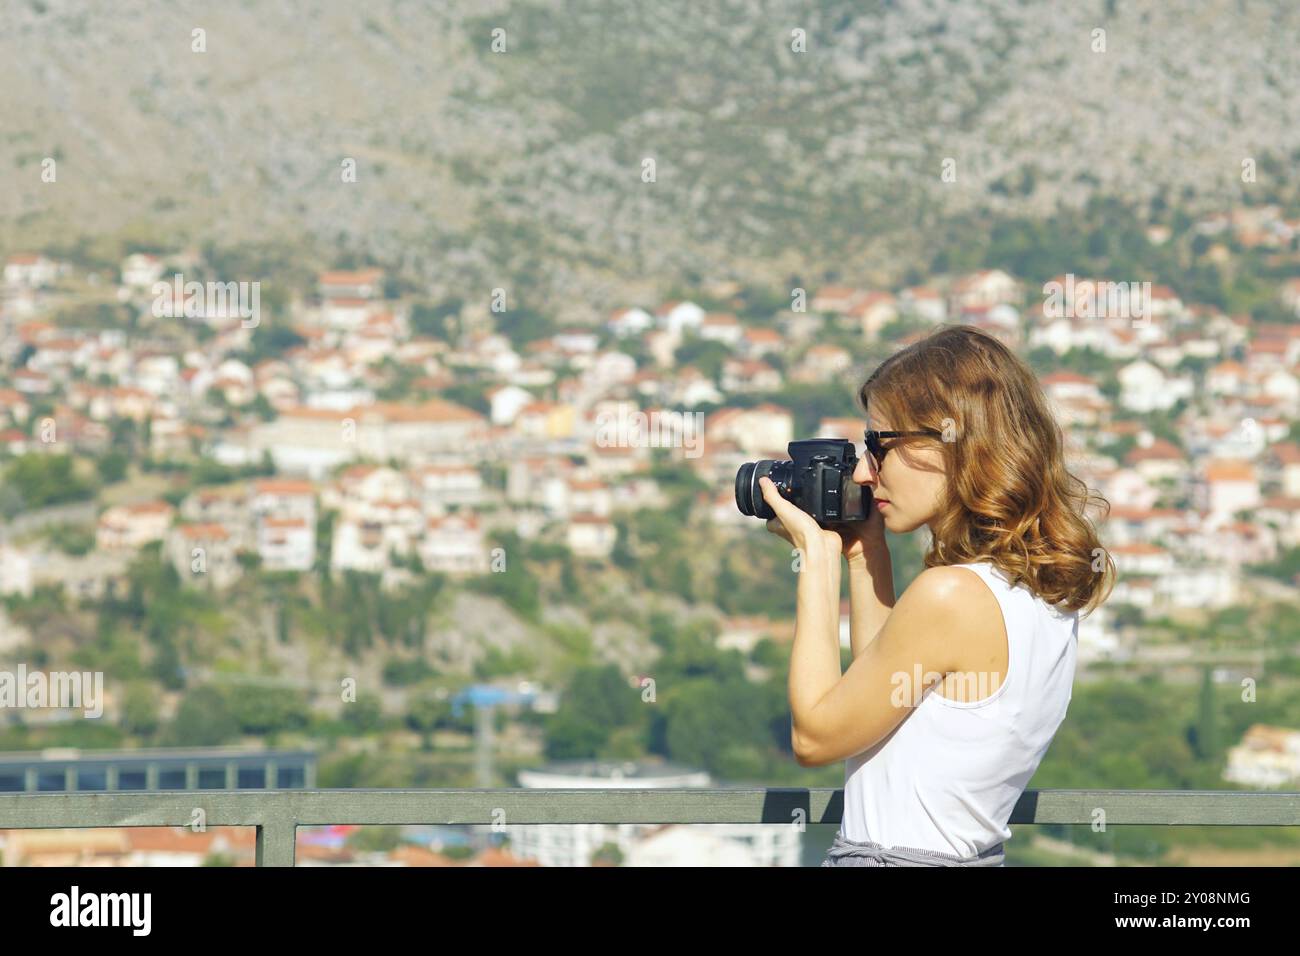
left=821, top=830, right=1006, bottom=867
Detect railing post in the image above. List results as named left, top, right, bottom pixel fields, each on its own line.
left=256, top=812, right=298, bottom=867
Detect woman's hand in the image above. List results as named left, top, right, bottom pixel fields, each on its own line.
left=760, top=476, right=849, bottom=561
left=761, top=476, right=889, bottom=567
left=835, top=505, right=889, bottom=567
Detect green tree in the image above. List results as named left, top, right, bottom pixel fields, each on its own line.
left=544, top=664, right=643, bottom=759
left=121, top=681, right=161, bottom=737
left=3, top=454, right=94, bottom=508
left=405, top=692, right=451, bottom=750
left=225, top=683, right=311, bottom=735
left=167, top=686, right=240, bottom=746
left=96, top=450, right=129, bottom=484
left=1189, top=666, right=1218, bottom=760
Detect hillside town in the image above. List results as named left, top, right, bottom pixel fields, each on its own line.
left=4, top=225, right=1300, bottom=601
left=4, top=202, right=1300, bottom=801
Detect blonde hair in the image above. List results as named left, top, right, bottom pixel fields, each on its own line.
left=859, top=324, right=1114, bottom=615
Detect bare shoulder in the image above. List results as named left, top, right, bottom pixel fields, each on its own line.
left=897, top=566, right=1005, bottom=675
left=902, top=565, right=995, bottom=609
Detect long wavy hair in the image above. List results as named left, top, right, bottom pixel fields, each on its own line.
left=859, top=324, right=1114, bottom=616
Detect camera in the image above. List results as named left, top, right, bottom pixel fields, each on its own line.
left=735, top=438, right=870, bottom=524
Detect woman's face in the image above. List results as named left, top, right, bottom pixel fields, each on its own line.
left=852, top=411, right=948, bottom=534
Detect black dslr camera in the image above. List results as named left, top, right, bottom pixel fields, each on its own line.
left=735, top=438, right=870, bottom=524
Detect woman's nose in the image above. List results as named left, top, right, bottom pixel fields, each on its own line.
left=854, top=453, right=875, bottom=484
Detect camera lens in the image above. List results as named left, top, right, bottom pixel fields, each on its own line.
left=735, top=459, right=782, bottom=518
left=735, top=462, right=757, bottom=515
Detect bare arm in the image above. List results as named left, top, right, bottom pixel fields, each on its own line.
left=787, top=539, right=844, bottom=762
left=846, top=549, right=895, bottom=659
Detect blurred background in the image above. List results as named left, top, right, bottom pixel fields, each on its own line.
left=1, top=0, right=1299, bottom=866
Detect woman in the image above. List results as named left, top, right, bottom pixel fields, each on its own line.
left=760, top=324, right=1114, bottom=867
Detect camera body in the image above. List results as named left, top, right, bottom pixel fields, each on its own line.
left=735, top=438, right=870, bottom=524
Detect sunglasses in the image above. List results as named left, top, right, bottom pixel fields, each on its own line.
left=864, top=428, right=943, bottom=469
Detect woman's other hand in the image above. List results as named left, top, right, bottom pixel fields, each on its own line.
left=835, top=504, right=889, bottom=567
left=761, top=476, right=889, bottom=566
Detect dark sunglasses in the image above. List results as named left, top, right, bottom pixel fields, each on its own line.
left=864, top=428, right=943, bottom=469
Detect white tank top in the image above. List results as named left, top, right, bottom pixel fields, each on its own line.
left=840, top=559, right=1079, bottom=858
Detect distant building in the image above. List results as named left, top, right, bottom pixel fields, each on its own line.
left=1224, top=725, right=1300, bottom=789
left=243, top=400, right=487, bottom=478
left=565, top=514, right=617, bottom=560
left=0, top=746, right=316, bottom=793
left=166, top=523, right=242, bottom=590
left=1199, top=460, right=1260, bottom=520
left=96, top=501, right=175, bottom=551
left=257, top=517, right=315, bottom=572
left=810, top=285, right=865, bottom=315
left=420, top=514, right=490, bottom=575
left=3, top=253, right=60, bottom=289
left=317, top=268, right=385, bottom=300
left=704, top=404, right=794, bottom=457
left=120, top=253, right=166, bottom=290
left=948, top=269, right=1021, bottom=315
left=507, top=759, right=801, bottom=867
left=607, top=307, right=654, bottom=338
left=655, top=301, right=706, bottom=339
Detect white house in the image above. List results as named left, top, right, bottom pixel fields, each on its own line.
left=257, top=517, right=315, bottom=571
left=1118, top=359, right=1192, bottom=412
left=96, top=501, right=175, bottom=551
left=1096, top=468, right=1158, bottom=512
left=411, top=463, right=485, bottom=512
left=488, top=385, right=535, bottom=426
left=583, top=351, right=638, bottom=393
left=811, top=286, right=865, bottom=315
left=849, top=292, right=898, bottom=341
left=0, top=545, right=34, bottom=597
left=1261, top=368, right=1300, bottom=408
left=1264, top=443, right=1300, bottom=497
left=674, top=369, right=724, bottom=407
left=1201, top=460, right=1261, bottom=519
left=554, top=329, right=600, bottom=356
left=1224, top=724, right=1300, bottom=788
left=1109, top=542, right=1176, bottom=577
left=656, top=301, right=706, bottom=339
left=792, top=345, right=852, bottom=384
left=1206, top=360, right=1247, bottom=398
left=567, top=479, right=613, bottom=517
left=318, top=268, right=385, bottom=300
left=166, top=523, right=242, bottom=590
left=948, top=269, right=1021, bottom=314
left=566, top=514, right=617, bottom=560
left=721, top=358, right=782, bottom=394
left=898, top=287, right=946, bottom=323
left=740, top=328, right=784, bottom=359
left=420, top=514, right=489, bottom=575
left=705, top=404, right=794, bottom=456
left=249, top=478, right=317, bottom=526
left=3, top=254, right=60, bottom=289
left=698, top=313, right=744, bottom=347
left=331, top=516, right=408, bottom=574
left=1028, top=316, right=1107, bottom=355
left=1156, top=563, right=1238, bottom=609
left=607, top=307, right=654, bottom=337
left=121, top=253, right=166, bottom=290
left=321, top=298, right=374, bottom=331
left=1122, top=437, right=1186, bottom=485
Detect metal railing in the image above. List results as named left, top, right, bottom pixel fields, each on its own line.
left=1, top=788, right=1297, bottom=866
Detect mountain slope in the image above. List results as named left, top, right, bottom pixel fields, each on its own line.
left=1, top=0, right=1297, bottom=311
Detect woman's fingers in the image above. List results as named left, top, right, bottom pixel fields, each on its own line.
left=759, top=476, right=818, bottom=539
left=766, top=516, right=793, bottom=542
left=758, top=476, right=796, bottom=523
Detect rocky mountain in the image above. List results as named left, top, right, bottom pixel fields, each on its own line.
left=2, top=0, right=1297, bottom=314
